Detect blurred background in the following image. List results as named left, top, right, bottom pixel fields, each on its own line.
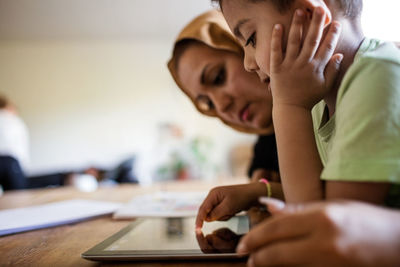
left=0, top=0, right=399, bottom=188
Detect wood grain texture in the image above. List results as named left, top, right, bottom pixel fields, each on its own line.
left=0, top=179, right=247, bottom=267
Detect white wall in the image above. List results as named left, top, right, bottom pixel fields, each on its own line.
left=362, top=0, right=400, bottom=42
left=0, top=40, right=255, bottom=175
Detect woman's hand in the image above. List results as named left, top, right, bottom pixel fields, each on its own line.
left=237, top=199, right=400, bottom=267
left=270, top=7, right=343, bottom=110
left=195, top=183, right=267, bottom=230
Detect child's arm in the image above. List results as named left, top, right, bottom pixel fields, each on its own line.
left=326, top=182, right=391, bottom=204
left=270, top=7, right=343, bottom=202
left=195, top=182, right=284, bottom=229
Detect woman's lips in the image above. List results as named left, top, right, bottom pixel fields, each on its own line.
left=240, top=104, right=251, bottom=122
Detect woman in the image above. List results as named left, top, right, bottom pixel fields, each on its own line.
left=168, top=10, right=280, bottom=184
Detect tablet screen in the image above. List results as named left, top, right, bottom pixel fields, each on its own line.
left=82, top=216, right=249, bottom=260
left=106, top=216, right=248, bottom=253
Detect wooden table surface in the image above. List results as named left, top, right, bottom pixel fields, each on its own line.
left=0, top=179, right=248, bottom=267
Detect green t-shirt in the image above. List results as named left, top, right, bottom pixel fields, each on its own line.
left=312, top=38, right=400, bottom=206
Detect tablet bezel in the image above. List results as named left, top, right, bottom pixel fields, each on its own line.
left=82, top=217, right=249, bottom=261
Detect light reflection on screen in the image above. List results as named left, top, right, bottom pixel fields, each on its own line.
left=105, top=216, right=248, bottom=253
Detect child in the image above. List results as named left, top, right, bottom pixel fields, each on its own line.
left=196, top=0, right=400, bottom=229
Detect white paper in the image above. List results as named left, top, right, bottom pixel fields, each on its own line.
left=0, top=199, right=121, bottom=236
left=113, top=191, right=207, bottom=219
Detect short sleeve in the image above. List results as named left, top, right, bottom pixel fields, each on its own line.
left=321, top=58, right=400, bottom=184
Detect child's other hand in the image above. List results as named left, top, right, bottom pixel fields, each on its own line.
left=195, top=183, right=263, bottom=230
left=270, top=7, right=343, bottom=110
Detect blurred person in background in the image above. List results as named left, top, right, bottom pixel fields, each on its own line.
left=0, top=95, right=29, bottom=191
left=168, top=10, right=280, bottom=188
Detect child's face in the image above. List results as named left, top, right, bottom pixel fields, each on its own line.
left=221, top=0, right=298, bottom=82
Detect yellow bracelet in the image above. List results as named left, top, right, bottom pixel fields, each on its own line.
left=259, top=178, right=272, bottom=198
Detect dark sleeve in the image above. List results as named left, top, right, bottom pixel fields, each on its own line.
left=0, top=156, right=27, bottom=190
left=247, top=134, right=279, bottom=178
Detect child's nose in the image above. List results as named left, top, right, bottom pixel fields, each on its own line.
left=244, top=51, right=259, bottom=73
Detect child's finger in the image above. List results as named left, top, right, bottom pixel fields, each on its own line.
left=285, top=9, right=305, bottom=61
left=196, top=194, right=218, bottom=229
left=315, top=21, right=342, bottom=67
left=195, top=207, right=207, bottom=230
left=270, top=24, right=284, bottom=70
left=207, top=201, right=235, bottom=222
left=299, top=7, right=326, bottom=62
left=324, top=53, right=343, bottom=89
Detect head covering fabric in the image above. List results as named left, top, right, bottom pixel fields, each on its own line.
left=168, top=10, right=270, bottom=134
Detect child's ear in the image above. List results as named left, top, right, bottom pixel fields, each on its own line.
left=298, top=0, right=332, bottom=27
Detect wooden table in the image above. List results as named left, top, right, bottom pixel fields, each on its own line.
left=0, top=179, right=248, bottom=267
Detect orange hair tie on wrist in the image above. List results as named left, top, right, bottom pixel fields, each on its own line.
left=259, top=178, right=272, bottom=198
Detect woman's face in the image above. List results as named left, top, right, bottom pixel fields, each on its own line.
left=177, top=42, right=273, bottom=131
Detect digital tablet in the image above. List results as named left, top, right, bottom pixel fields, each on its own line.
left=82, top=216, right=249, bottom=261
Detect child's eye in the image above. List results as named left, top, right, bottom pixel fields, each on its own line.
left=245, top=32, right=256, bottom=48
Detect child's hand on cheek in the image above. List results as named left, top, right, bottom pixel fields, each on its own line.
left=270, top=7, right=343, bottom=110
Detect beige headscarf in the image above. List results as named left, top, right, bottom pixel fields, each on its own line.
left=168, top=10, right=271, bottom=135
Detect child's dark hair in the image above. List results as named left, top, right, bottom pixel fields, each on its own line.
left=212, top=0, right=294, bottom=13
left=212, top=0, right=363, bottom=19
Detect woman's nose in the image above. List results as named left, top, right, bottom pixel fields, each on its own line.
left=210, top=91, right=233, bottom=114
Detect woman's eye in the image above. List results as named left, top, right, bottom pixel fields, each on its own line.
left=197, top=96, right=215, bottom=111
left=245, top=32, right=256, bottom=48
left=213, top=68, right=226, bottom=86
